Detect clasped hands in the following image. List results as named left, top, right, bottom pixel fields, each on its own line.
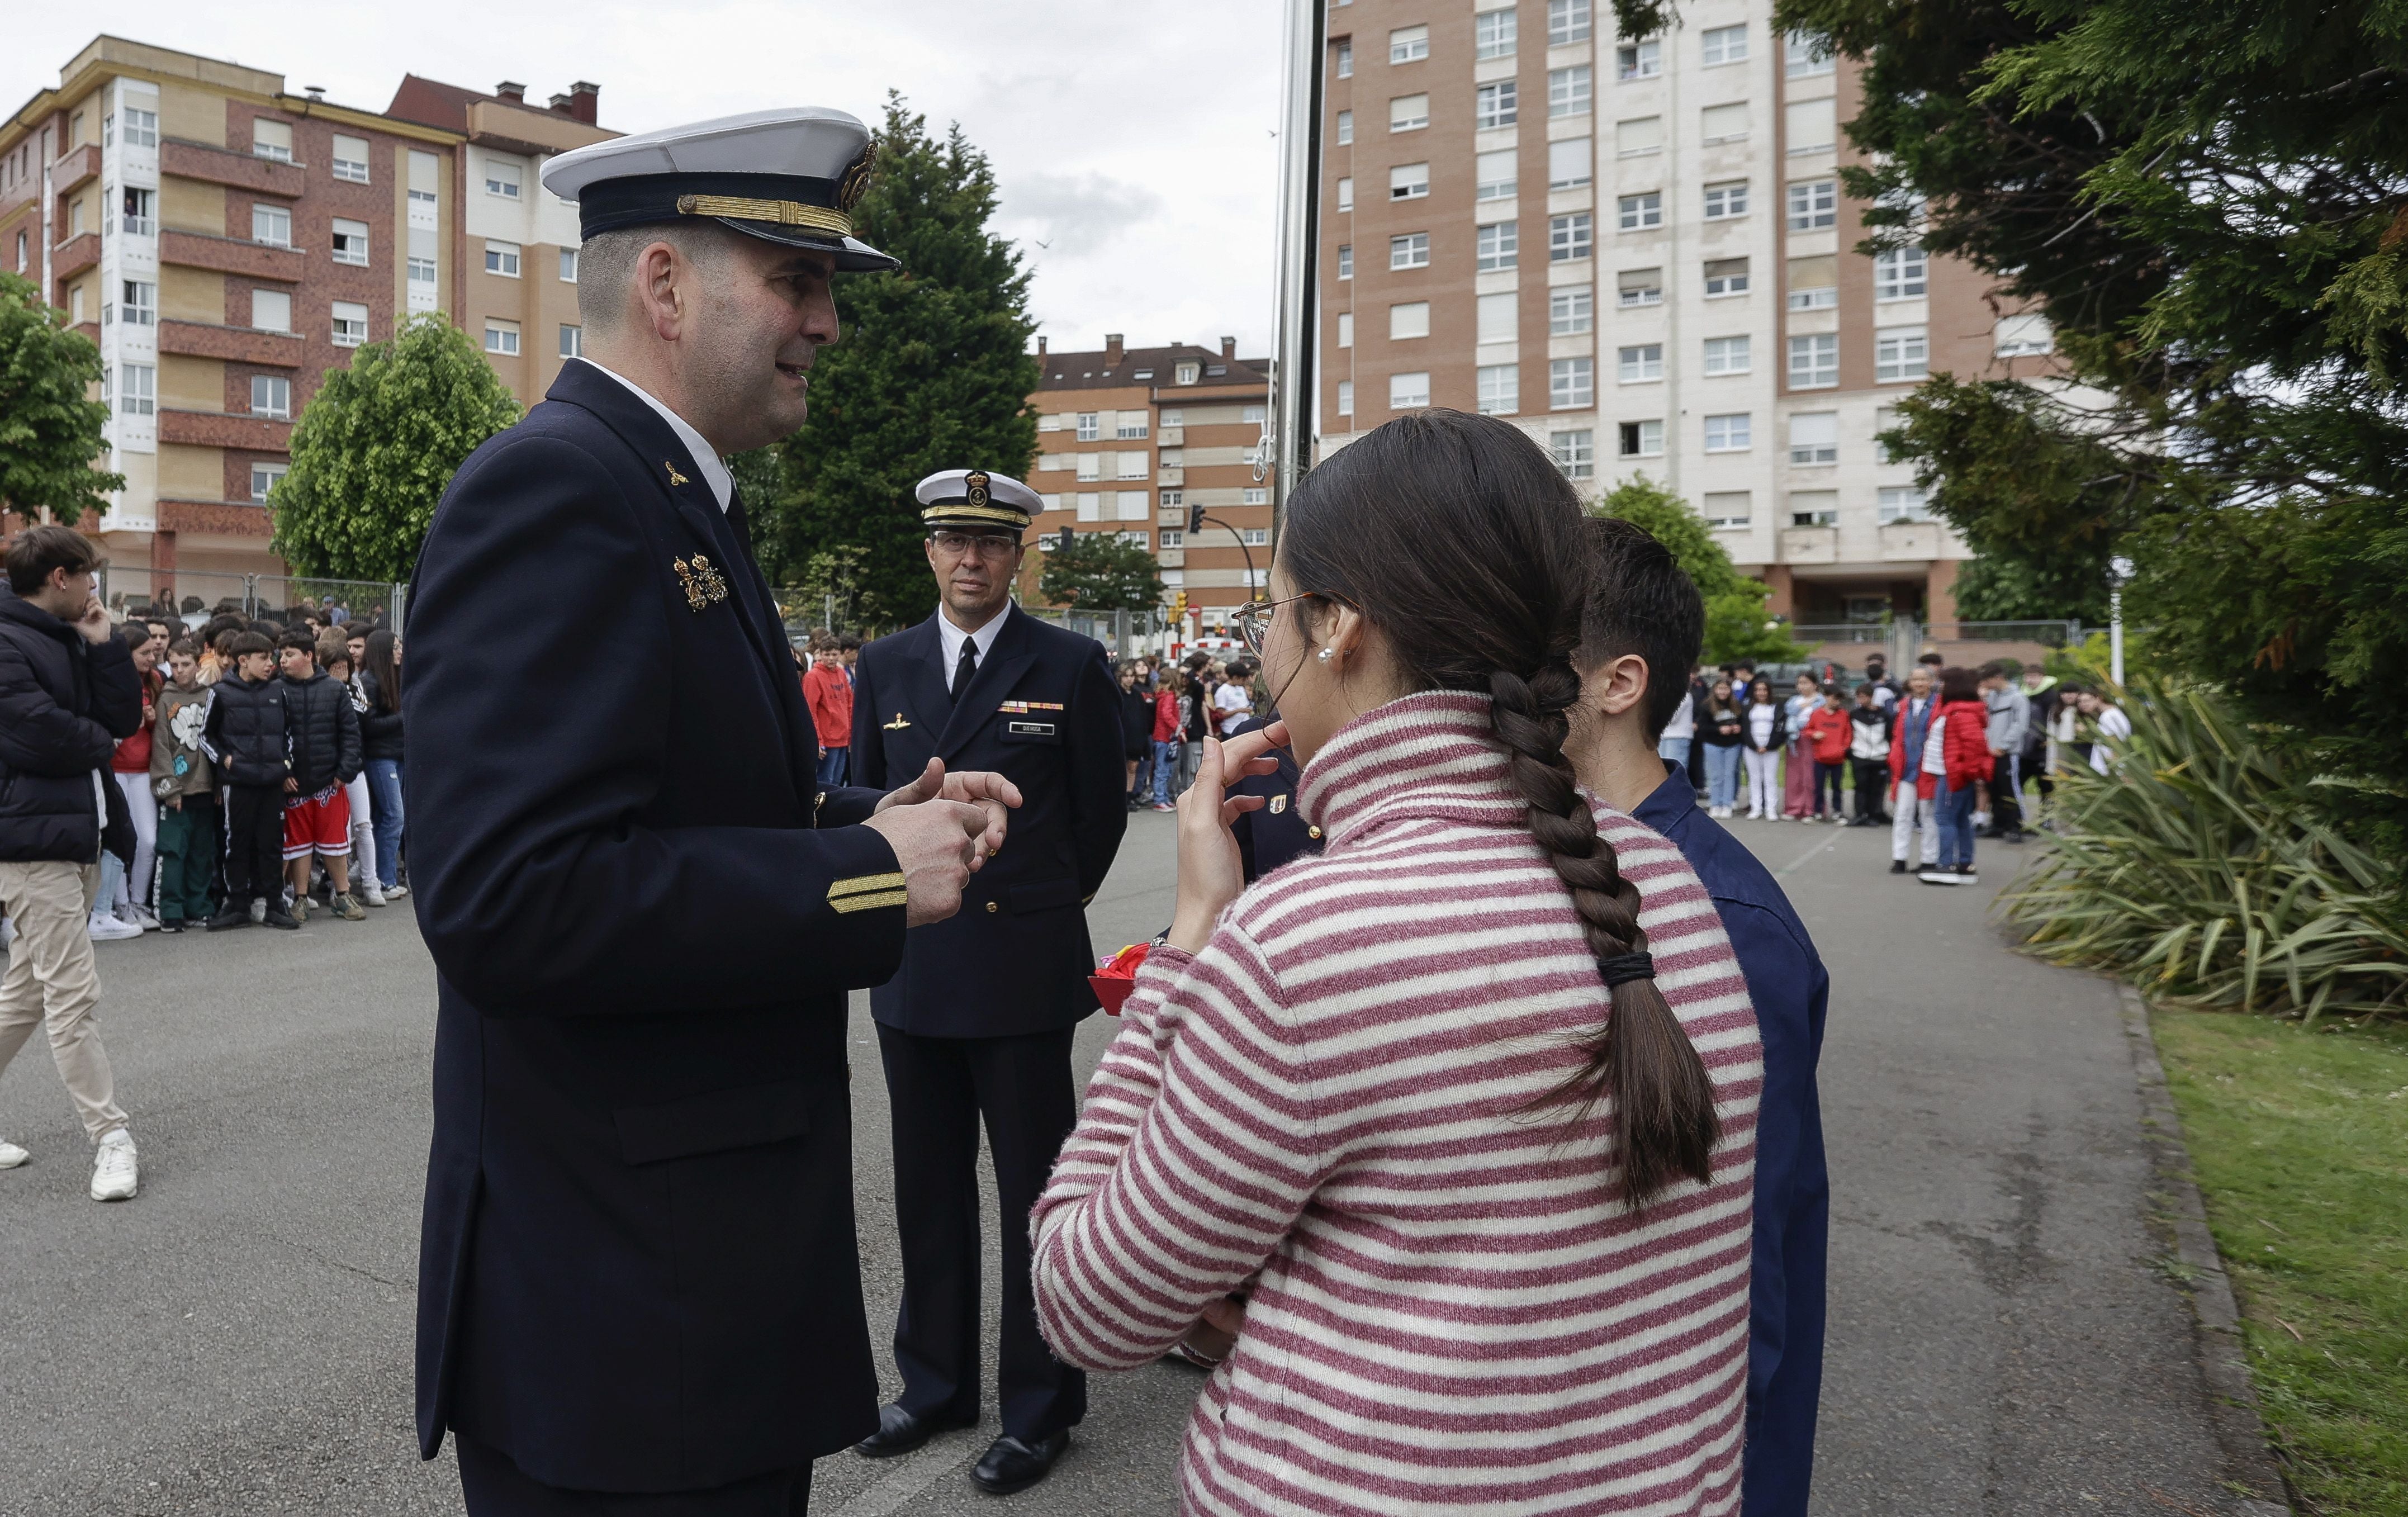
left=862, top=758, right=1021, bottom=926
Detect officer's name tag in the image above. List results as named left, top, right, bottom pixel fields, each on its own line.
left=1007, top=720, right=1058, bottom=736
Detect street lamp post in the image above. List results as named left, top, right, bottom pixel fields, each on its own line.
left=2108, top=554, right=2134, bottom=686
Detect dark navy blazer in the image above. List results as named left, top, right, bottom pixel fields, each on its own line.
left=849, top=604, right=1126, bottom=1038
left=1635, top=762, right=1829, bottom=1517
left=407, top=361, right=909, bottom=1493
left=1225, top=715, right=1321, bottom=883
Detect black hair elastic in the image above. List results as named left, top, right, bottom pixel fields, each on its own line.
left=1597, top=952, right=1656, bottom=989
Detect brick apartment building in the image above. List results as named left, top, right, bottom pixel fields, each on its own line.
left=1024, top=335, right=1274, bottom=633
left=0, top=35, right=613, bottom=603
left=1316, top=0, right=2058, bottom=633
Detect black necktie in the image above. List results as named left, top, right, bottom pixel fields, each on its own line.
left=951, top=636, right=979, bottom=704
left=724, top=484, right=754, bottom=561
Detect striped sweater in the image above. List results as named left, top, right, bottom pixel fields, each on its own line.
left=1032, top=692, right=1762, bottom=1515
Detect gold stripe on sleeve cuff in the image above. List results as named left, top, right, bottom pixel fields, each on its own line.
left=829, top=888, right=908, bottom=915
left=828, top=871, right=907, bottom=900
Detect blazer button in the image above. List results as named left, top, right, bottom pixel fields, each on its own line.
left=1308, top=825, right=1324, bottom=840
left=986, top=900, right=999, bottom=913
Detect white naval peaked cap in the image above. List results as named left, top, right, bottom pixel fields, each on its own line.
left=541, top=107, right=897, bottom=272
left=916, top=470, right=1041, bottom=534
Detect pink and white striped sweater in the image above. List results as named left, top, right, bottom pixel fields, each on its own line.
left=1032, top=692, right=1762, bottom=1516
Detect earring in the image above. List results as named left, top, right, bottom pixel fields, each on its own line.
left=1318, top=647, right=1335, bottom=663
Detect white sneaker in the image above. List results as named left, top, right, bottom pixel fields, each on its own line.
left=249, top=898, right=267, bottom=924
left=0, top=1139, right=27, bottom=1169
left=385, top=883, right=409, bottom=899
left=364, top=885, right=387, bottom=907
left=124, top=902, right=162, bottom=930
left=87, top=909, right=142, bottom=942
left=89, top=1129, right=137, bottom=1201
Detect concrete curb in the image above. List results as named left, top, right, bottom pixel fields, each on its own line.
left=2115, top=983, right=2295, bottom=1516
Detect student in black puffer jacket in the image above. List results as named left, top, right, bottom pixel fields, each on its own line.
left=274, top=630, right=363, bottom=921
left=200, top=632, right=294, bottom=927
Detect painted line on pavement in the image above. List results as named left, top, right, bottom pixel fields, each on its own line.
left=828, top=1437, right=980, bottom=1517
left=1774, top=829, right=1846, bottom=877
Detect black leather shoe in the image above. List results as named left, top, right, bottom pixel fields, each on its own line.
left=970, top=1431, right=1069, bottom=1495
left=854, top=1402, right=974, bottom=1459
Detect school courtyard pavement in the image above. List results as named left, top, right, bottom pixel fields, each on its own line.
left=0, top=810, right=2285, bottom=1515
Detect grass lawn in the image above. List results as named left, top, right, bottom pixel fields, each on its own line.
left=2151, top=1008, right=2408, bottom=1515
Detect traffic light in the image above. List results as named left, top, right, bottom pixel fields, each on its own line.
left=1187, top=502, right=1207, bottom=534
left=1053, top=524, right=1075, bottom=552
left=1172, top=590, right=1187, bottom=618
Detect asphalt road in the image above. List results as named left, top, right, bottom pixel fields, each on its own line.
left=0, top=810, right=2269, bottom=1515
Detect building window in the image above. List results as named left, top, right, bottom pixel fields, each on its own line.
left=1335, top=39, right=1353, bottom=78
left=1390, top=23, right=1429, bottom=63
left=1335, top=110, right=1353, bottom=145
left=1550, top=428, right=1595, bottom=479
left=1336, top=243, right=1352, bottom=279
left=1475, top=221, right=1517, bottom=271
left=331, top=301, right=368, bottom=348
left=1389, top=301, right=1430, bottom=340
left=1701, top=102, right=1750, bottom=144
left=1477, top=363, right=1518, bottom=415
left=1076, top=412, right=1100, bottom=441
left=1617, top=40, right=1662, bottom=79
left=1390, top=371, right=1431, bottom=410
left=1703, top=181, right=1749, bottom=220
left=117, top=364, right=155, bottom=417
left=1618, top=267, right=1663, bottom=307
left=1786, top=31, right=1837, bottom=77
left=1391, top=231, right=1431, bottom=269
left=1476, top=8, right=1517, bottom=59
left=1477, top=290, right=1516, bottom=344
left=484, top=320, right=521, bottom=356
left=1618, top=419, right=1665, bottom=457
left=250, top=462, right=287, bottom=503
left=1875, top=406, right=1902, bottom=463
left=1701, top=23, right=1748, bottom=64
left=1549, top=138, right=1591, bottom=190
left=121, top=281, right=158, bottom=326
left=1476, top=149, right=1517, bottom=200
left=1159, top=489, right=1184, bottom=514
left=1790, top=491, right=1839, bottom=527
left=251, top=374, right=292, bottom=418
left=1390, top=162, right=1430, bottom=200
left=1176, top=362, right=1201, bottom=385
left=485, top=240, right=522, bottom=278
left=1703, top=257, right=1750, bottom=297
left=409, top=252, right=439, bottom=286
left=1077, top=453, right=1102, bottom=482
left=1703, top=335, right=1751, bottom=375
left=1116, top=414, right=1150, bottom=439
left=1703, top=491, right=1751, bottom=529
left=1875, top=326, right=1929, bottom=382
left=560, top=323, right=582, bottom=358
left=1879, top=485, right=1935, bottom=523
left=1618, top=115, right=1662, bottom=157
left=250, top=288, right=288, bottom=332
left=1476, top=81, right=1518, bottom=130
left=330, top=134, right=371, bottom=183
left=1075, top=492, right=1101, bottom=521
left=1549, top=212, right=1592, bottom=262
left=1158, top=528, right=1184, bottom=548
left=560, top=247, right=579, bottom=282
left=1243, top=488, right=1271, bottom=506
left=252, top=205, right=292, bottom=247
left=1241, top=527, right=1270, bottom=546
left=1549, top=0, right=1592, bottom=46
left=1786, top=179, right=1837, bottom=230
left=1617, top=193, right=1662, bottom=231
left=1337, top=176, right=1353, bottom=212
left=1787, top=98, right=1838, bottom=154
left=1788, top=254, right=1839, bottom=310
left=1118, top=489, right=1150, bottom=518
left=1875, top=246, right=1928, bottom=300
left=1243, top=404, right=1267, bottom=423
left=14, top=231, right=26, bottom=273
left=1548, top=66, right=1592, bottom=118
left=1390, top=94, right=1430, bottom=132
left=121, top=187, right=154, bottom=237
left=1789, top=333, right=1838, bottom=388
left=1618, top=344, right=1662, bottom=383
left=485, top=159, right=523, bottom=199
left=252, top=118, right=293, bottom=162
left=331, top=218, right=369, bottom=266
left=1550, top=285, right=1592, bottom=335
left=123, top=107, right=157, bottom=148
left=1789, top=412, right=1839, bottom=464
left=1550, top=356, right=1594, bottom=409
left=1995, top=313, right=2054, bottom=357
left=1336, top=379, right=1355, bottom=416
left=1116, top=451, right=1150, bottom=480
left=1704, top=413, right=1752, bottom=453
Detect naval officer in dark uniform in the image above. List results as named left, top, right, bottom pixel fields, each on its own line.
left=847, top=470, right=1127, bottom=1495
left=407, top=110, right=1017, bottom=1515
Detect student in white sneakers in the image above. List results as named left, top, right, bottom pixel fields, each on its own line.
left=0, top=528, right=144, bottom=1201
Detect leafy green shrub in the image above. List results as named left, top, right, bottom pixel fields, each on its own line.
left=2004, top=677, right=2408, bottom=1022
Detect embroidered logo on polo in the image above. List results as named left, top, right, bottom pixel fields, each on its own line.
left=672, top=554, right=729, bottom=611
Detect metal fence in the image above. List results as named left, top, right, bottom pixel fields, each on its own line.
left=97, top=567, right=407, bottom=632
left=1785, top=618, right=2082, bottom=676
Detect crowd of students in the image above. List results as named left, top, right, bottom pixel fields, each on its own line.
left=1661, top=647, right=2130, bottom=885
left=1113, top=651, right=1260, bottom=810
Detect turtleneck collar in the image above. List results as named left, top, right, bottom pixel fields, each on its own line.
left=1295, top=689, right=1534, bottom=849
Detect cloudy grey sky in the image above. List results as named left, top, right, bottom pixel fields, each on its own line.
left=6, top=1, right=1287, bottom=357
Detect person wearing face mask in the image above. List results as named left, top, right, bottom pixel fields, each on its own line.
left=1032, top=410, right=1760, bottom=1514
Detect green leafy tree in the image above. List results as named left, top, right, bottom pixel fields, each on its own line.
left=1037, top=529, right=1163, bottom=612
left=1636, top=0, right=2408, bottom=822
left=0, top=271, right=122, bottom=525
left=1594, top=477, right=1804, bottom=665
left=764, top=93, right=1040, bottom=624
left=271, top=315, right=519, bottom=581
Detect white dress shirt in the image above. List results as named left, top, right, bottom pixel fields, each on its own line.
left=937, top=604, right=1010, bottom=692
left=574, top=358, right=733, bottom=513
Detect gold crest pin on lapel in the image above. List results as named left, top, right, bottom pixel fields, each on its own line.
left=672, top=557, right=707, bottom=612
left=666, top=461, right=691, bottom=487
left=689, top=553, right=729, bottom=603
left=671, top=556, right=729, bottom=612
left=1270, top=794, right=1289, bottom=814
left=883, top=712, right=912, bottom=730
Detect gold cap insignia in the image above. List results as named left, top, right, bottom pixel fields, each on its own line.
left=837, top=143, right=876, bottom=215
left=966, top=471, right=990, bottom=510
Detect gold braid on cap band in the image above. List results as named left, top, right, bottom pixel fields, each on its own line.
left=923, top=504, right=1031, bottom=527
left=675, top=194, right=852, bottom=238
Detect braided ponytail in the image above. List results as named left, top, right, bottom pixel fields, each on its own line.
left=1277, top=409, right=1720, bottom=1208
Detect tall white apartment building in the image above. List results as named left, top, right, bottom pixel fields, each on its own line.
left=1316, top=0, right=2056, bottom=629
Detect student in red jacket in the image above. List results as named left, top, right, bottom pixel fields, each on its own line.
left=1799, top=682, right=1851, bottom=822
left=1146, top=670, right=1183, bottom=810
left=802, top=635, right=854, bottom=786
left=1928, top=666, right=1993, bottom=885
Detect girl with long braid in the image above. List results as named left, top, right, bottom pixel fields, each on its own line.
left=1033, top=411, right=1762, bottom=1515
